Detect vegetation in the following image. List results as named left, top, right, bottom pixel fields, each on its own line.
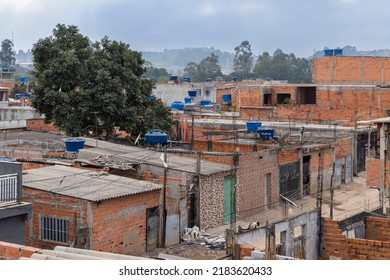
left=0, top=39, right=16, bottom=68
left=183, top=53, right=223, bottom=82
left=144, top=62, right=170, bottom=82
left=253, top=49, right=311, bottom=83
left=32, top=23, right=173, bottom=138
left=232, top=40, right=254, bottom=80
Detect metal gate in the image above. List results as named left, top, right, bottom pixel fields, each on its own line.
left=146, top=206, right=159, bottom=252
left=279, top=161, right=300, bottom=200
left=357, top=132, right=377, bottom=173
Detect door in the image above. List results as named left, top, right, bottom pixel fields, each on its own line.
left=146, top=206, right=159, bottom=252
left=224, top=175, right=236, bottom=223
left=279, top=161, right=300, bottom=200
left=302, top=156, right=311, bottom=195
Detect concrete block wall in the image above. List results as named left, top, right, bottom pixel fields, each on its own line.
left=199, top=171, right=232, bottom=229
left=92, top=190, right=161, bottom=255
left=236, top=150, right=279, bottom=218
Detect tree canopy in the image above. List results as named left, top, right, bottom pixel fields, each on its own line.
left=32, top=24, right=172, bottom=138
left=253, top=49, right=311, bottom=83
left=183, top=52, right=222, bottom=82
left=233, top=40, right=253, bottom=80
left=0, top=39, right=16, bottom=68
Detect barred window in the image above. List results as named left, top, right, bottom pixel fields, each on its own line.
left=40, top=216, right=69, bottom=243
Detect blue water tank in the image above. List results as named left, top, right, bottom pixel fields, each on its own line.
left=144, top=130, right=168, bottom=144
left=169, top=75, right=178, bottom=82
left=0, top=156, right=16, bottom=162
left=206, top=78, right=212, bottom=82
left=334, top=49, right=343, bottom=55
left=246, top=121, right=262, bottom=132
left=27, top=93, right=36, bottom=99
left=148, top=95, right=156, bottom=100
left=20, top=76, right=28, bottom=83
left=63, top=138, right=85, bottom=152
left=14, top=93, right=22, bottom=99
left=188, top=90, right=197, bottom=97
left=222, top=94, right=232, bottom=102
left=184, top=97, right=192, bottom=104
left=259, top=128, right=275, bottom=139
left=200, top=100, right=211, bottom=106
left=324, top=49, right=333, bottom=56
left=171, top=101, right=184, bottom=110
left=183, top=77, right=191, bottom=82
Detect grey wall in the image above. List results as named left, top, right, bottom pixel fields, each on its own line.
left=0, top=216, right=26, bottom=245
left=234, top=210, right=320, bottom=260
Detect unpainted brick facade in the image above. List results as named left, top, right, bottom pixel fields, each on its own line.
left=321, top=217, right=390, bottom=260
left=23, top=187, right=161, bottom=255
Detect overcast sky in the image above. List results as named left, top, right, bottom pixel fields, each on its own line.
left=1, top=0, right=390, bottom=57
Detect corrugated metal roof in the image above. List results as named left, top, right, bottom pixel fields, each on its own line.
left=23, top=165, right=162, bottom=202
left=81, top=138, right=231, bottom=175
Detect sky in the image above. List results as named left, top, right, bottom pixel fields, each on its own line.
left=1, top=0, right=390, bottom=58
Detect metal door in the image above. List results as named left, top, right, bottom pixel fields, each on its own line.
left=279, top=161, right=300, bottom=200
left=146, top=206, right=159, bottom=252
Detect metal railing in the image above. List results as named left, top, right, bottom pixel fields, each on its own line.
left=0, top=173, right=18, bottom=204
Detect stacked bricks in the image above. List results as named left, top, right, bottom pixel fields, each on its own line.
left=321, top=217, right=390, bottom=260
left=321, top=219, right=349, bottom=260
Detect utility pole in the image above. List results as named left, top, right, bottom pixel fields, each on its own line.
left=92, top=111, right=99, bottom=148
left=330, top=146, right=336, bottom=220
left=379, top=123, right=389, bottom=215
left=190, top=114, right=195, bottom=150
left=162, top=147, right=167, bottom=247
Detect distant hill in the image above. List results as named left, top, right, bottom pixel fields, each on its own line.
left=141, top=47, right=234, bottom=75
left=312, top=45, right=390, bottom=58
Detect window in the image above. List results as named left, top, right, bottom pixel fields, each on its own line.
left=40, top=216, right=69, bottom=243
left=277, top=93, right=291, bottom=104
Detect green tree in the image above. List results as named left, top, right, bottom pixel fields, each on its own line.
left=32, top=24, right=172, bottom=139
left=233, top=40, right=253, bottom=80
left=253, top=51, right=272, bottom=79
left=0, top=39, right=16, bottom=68
left=144, top=62, right=170, bottom=82
left=183, top=61, right=199, bottom=81
left=196, top=52, right=223, bottom=81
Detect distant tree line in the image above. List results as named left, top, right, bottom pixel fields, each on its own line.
left=145, top=40, right=312, bottom=83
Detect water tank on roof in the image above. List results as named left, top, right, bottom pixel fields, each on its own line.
left=144, top=130, right=168, bottom=144
left=183, top=77, right=191, bottom=82
left=171, top=101, right=184, bottom=110
left=246, top=121, right=262, bottom=132
left=148, top=95, right=156, bottom=100
left=63, top=138, right=85, bottom=152
left=20, top=76, right=28, bottom=83
left=0, top=156, right=16, bottom=162
left=169, top=75, right=178, bottom=82
left=188, top=90, right=197, bottom=97
left=14, top=93, right=22, bottom=99
left=222, top=94, right=231, bottom=102
left=184, top=97, right=192, bottom=104
left=259, top=128, right=275, bottom=139
left=334, top=49, right=343, bottom=55
left=200, top=99, right=211, bottom=106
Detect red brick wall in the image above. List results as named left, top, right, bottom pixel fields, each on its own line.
left=366, top=158, right=390, bottom=188
left=279, top=147, right=298, bottom=164
left=26, top=119, right=59, bottom=132
left=236, top=149, right=279, bottom=218
left=365, top=216, right=390, bottom=242
left=0, top=241, right=41, bottom=260
left=23, top=188, right=89, bottom=249
left=92, top=190, right=161, bottom=255
left=321, top=218, right=390, bottom=260
left=313, top=56, right=390, bottom=84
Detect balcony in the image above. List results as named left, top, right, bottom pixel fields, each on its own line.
left=0, top=173, right=18, bottom=205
